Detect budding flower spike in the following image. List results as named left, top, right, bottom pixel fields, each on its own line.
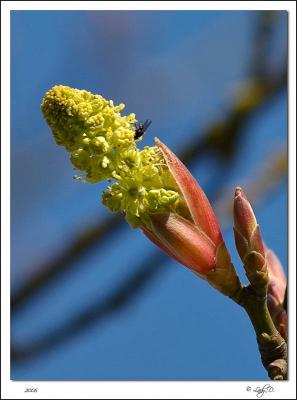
left=41, top=85, right=137, bottom=183
left=144, top=139, right=241, bottom=297
left=42, top=85, right=287, bottom=380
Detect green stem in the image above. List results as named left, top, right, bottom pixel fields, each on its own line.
left=241, top=286, right=277, bottom=336
left=232, top=285, right=287, bottom=380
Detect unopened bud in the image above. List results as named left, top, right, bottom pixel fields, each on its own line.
left=233, top=187, right=268, bottom=293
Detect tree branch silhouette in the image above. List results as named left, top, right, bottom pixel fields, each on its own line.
left=250, top=11, right=282, bottom=79
left=12, top=252, right=166, bottom=362
left=214, top=149, right=287, bottom=225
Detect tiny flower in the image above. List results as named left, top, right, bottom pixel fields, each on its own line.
left=266, top=248, right=287, bottom=339
left=233, top=187, right=268, bottom=293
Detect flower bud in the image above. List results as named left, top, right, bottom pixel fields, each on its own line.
left=233, top=187, right=268, bottom=293
left=266, top=249, right=287, bottom=339
left=149, top=212, right=217, bottom=274
left=142, top=140, right=242, bottom=298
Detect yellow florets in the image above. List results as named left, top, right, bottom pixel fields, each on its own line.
left=102, top=146, right=180, bottom=227
left=42, top=85, right=182, bottom=228
left=41, top=85, right=136, bottom=182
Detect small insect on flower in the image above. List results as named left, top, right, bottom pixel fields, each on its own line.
left=134, top=120, right=152, bottom=140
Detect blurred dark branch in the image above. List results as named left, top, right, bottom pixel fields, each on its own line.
left=182, top=67, right=286, bottom=165
left=12, top=253, right=166, bottom=362
left=250, top=11, right=280, bottom=79
left=214, top=149, right=287, bottom=224
left=11, top=65, right=287, bottom=312
left=11, top=213, right=123, bottom=310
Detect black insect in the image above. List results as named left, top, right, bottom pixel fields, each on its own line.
left=134, top=119, right=152, bottom=140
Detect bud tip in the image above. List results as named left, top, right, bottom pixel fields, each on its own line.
left=235, top=187, right=243, bottom=197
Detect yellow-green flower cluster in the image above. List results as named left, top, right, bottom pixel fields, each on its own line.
left=41, top=85, right=137, bottom=182
left=102, top=146, right=180, bottom=227
left=41, top=85, right=182, bottom=228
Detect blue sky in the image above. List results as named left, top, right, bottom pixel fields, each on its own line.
left=11, top=10, right=287, bottom=380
